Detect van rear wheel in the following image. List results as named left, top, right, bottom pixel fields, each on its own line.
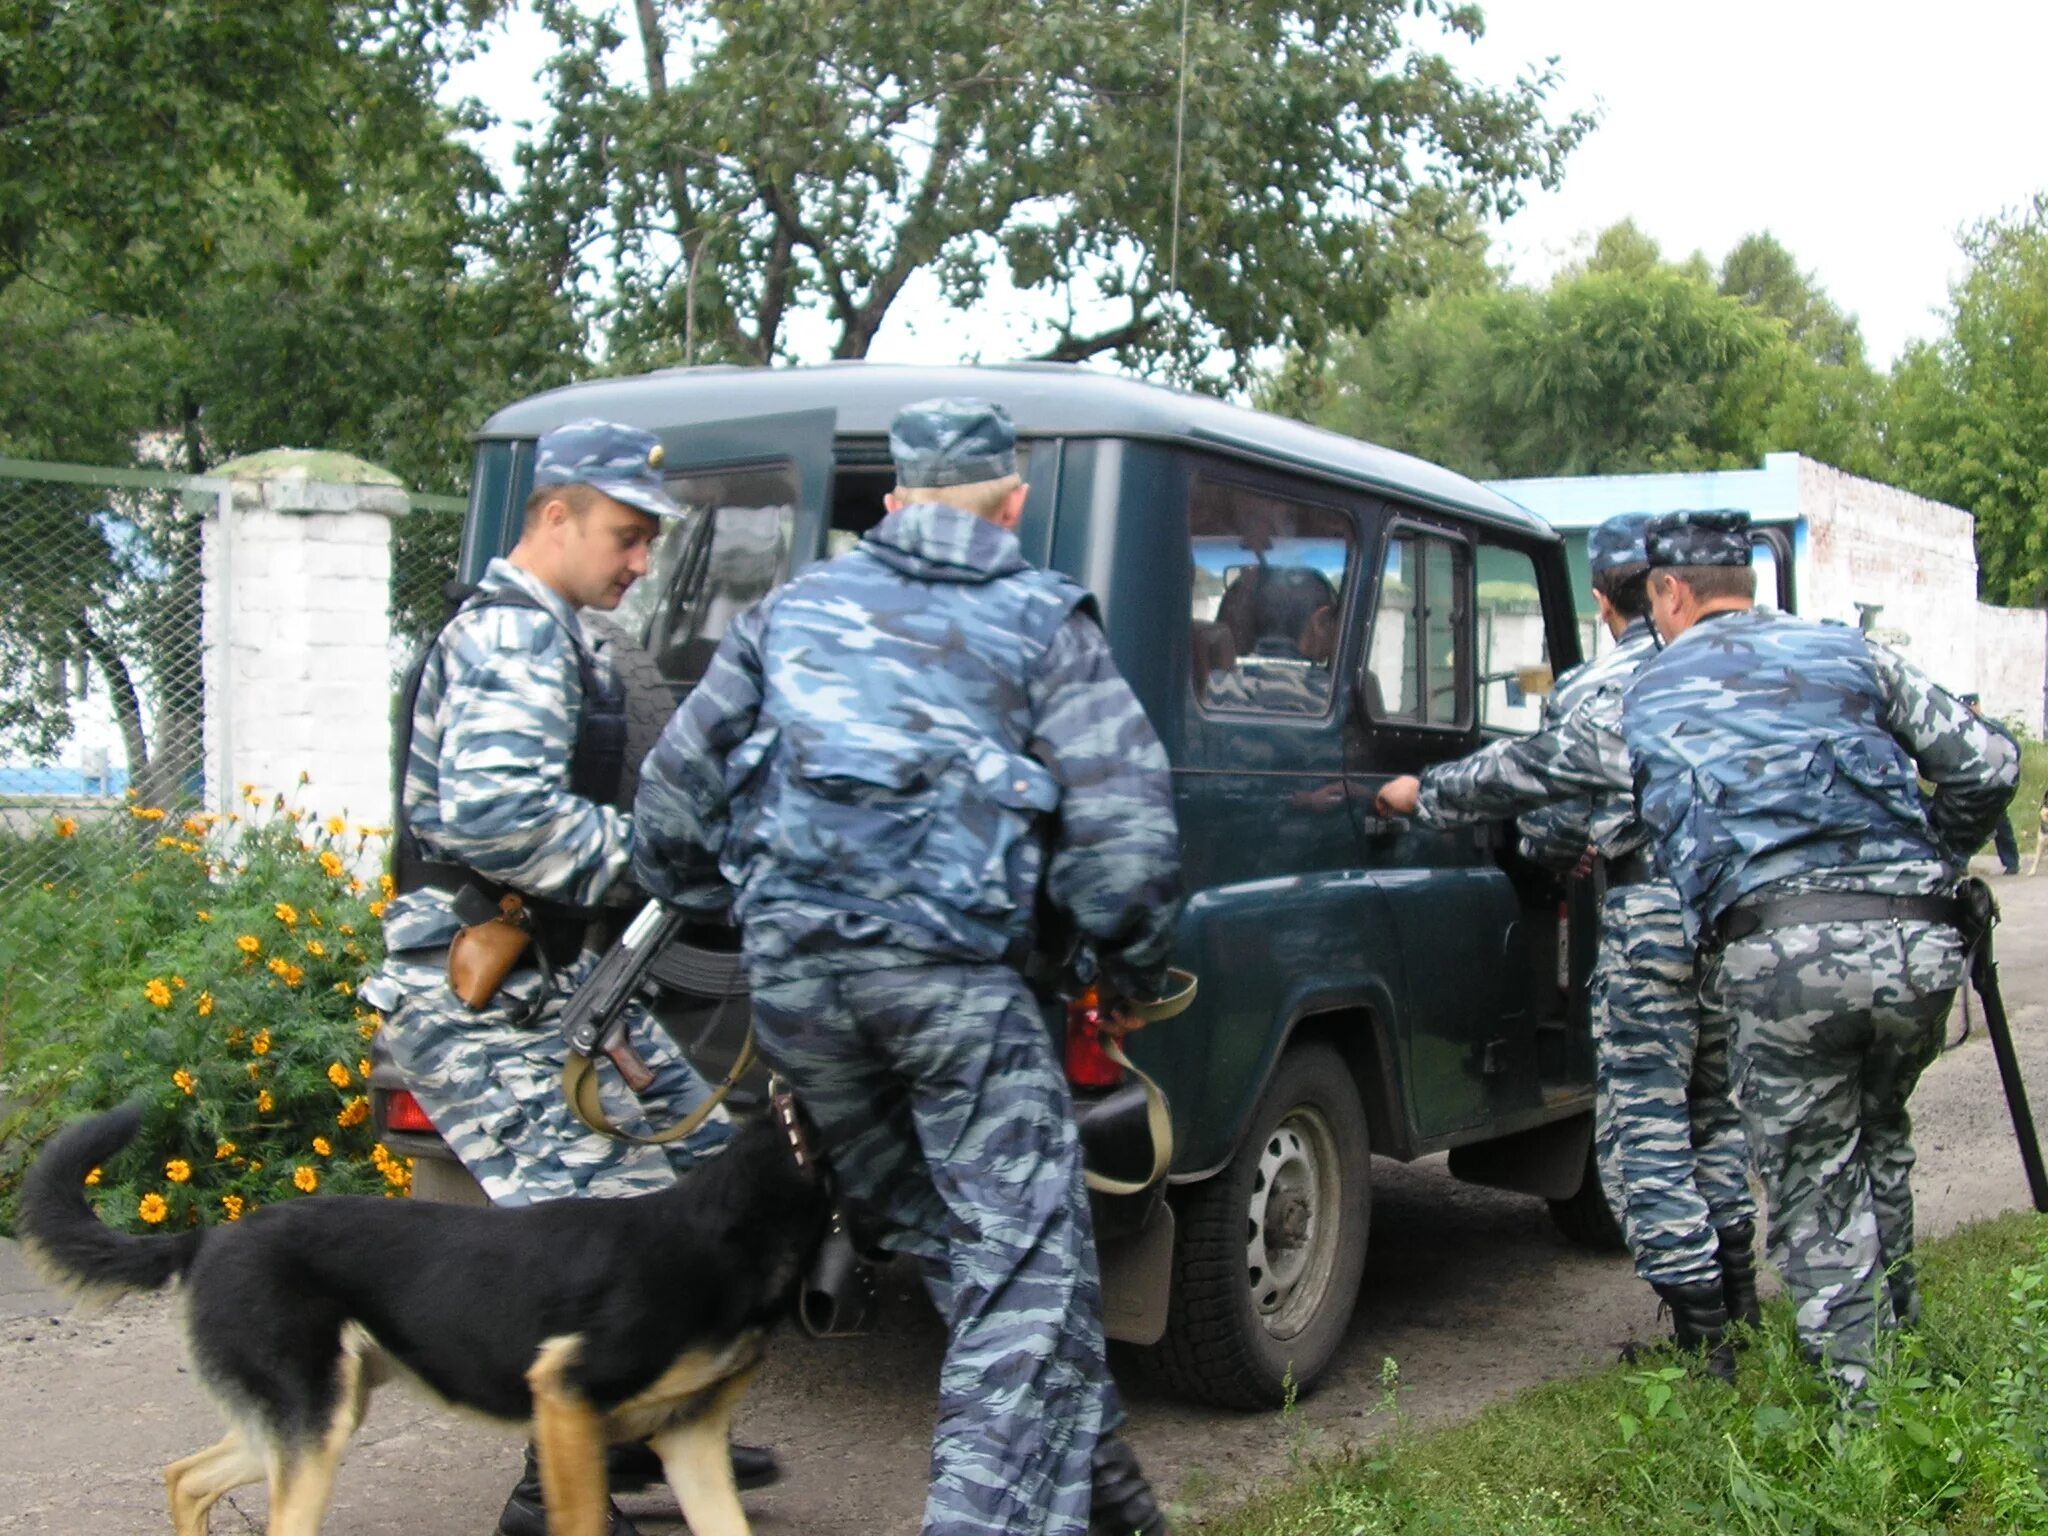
left=1139, top=1041, right=1370, bottom=1408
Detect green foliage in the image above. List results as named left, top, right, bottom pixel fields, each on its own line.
left=0, top=793, right=407, bottom=1235
left=1196, top=1213, right=2048, bottom=1536
left=1293, top=223, right=1884, bottom=481
left=511, top=0, right=1590, bottom=385
left=1884, top=196, right=2048, bottom=609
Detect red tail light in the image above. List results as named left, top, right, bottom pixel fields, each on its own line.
left=1064, top=989, right=1126, bottom=1090
left=384, top=1090, right=436, bottom=1134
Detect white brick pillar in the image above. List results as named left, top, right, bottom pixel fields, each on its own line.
left=201, top=451, right=409, bottom=832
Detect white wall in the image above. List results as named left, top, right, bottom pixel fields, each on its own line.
left=1976, top=603, right=2048, bottom=737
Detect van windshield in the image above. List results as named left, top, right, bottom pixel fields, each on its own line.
left=612, top=462, right=798, bottom=689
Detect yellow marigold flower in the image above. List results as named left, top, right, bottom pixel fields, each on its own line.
left=371, top=1142, right=391, bottom=1167
left=336, top=1096, right=370, bottom=1128
left=221, top=1195, right=245, bottom=1221
left=196, top=910, right=213, bottom=923
left=293, top=1166, right=318, bottom=1194
left=312, top=1136, right=332, bottom=1157
left=382, top=1160, right=410, bottom=1189
left=182, top=817, right=206, bottom=835
left=84, top=1167, right=101, bottom=1187
left=248, top=1159, right=263, bottom=1171
left=348, top=877, right=366, bottom=895
left=318, top=851, right=344, bottom=879
left=246, top=1061, right=262, bottom=1081
left=333, top=981, right=353, bottom=997
left=274, top=901, right=298, bottom=927
left=257, top=1090, right=275, bottom=1114
left=251, top=1029, right=271, bottom=1055
left=338, top=923, right=355, bottom=936
left=325, top=815, right=347, bottom=836
left=280, top=963, right=303, bottom=988
left=326, top=1062, right=352, bottom=1090
left=236, top=934, right=260, bottom=954
left=216, top=1140, right=236, bottom=1160
left=307, top=910, right=322, bottom=927
left=130, top=805, right=167, bottom=822
left=165, top=1159, right=191, bottom=1184
left=156, top=834, right=181, bottom=848
left=239, top=782, right=256, bottom=796
left=266, top=955, right=289, bottom=978
left=379, top=873, right=396, bottom=900
left=138, top=1193, right=169, bottom=1224
left=306, top=939, right=327, bottom=958
left=196, top=991, right=214, bottom=1018
left=171, top=1068, right=195, bottom=1096
left=54, top=815, right=78, bottom=837
left=357, top=1057, right=371, bottom=1081
left=357, top=1019, right=378, bottom=1039
left=225, top=1025, right=244, bottom=1046
left=367, top=899, right=387, bottom=919
left=143, top=978, right=173, bottom=1008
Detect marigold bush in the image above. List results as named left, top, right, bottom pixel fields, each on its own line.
left=0, top=792, right=409, bottom=1233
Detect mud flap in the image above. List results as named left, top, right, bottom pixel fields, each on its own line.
left=1098, top=1200, right=1175, bottom=1345
left=1446, top=1110, right=1592, bottom=1200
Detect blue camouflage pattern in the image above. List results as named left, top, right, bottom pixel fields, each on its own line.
left=1587, top=512, right=1653, bottom=575
left=1408, top=613, right=1753, bottom=1290
left=889, top=397, right=1019, bottom=488
left=531, top=417, right=681, bottom=521
left=750, top=963, right=1115, bottom=1536
left=1626, top=604, right=2016, bottom=1401
left=364, top=557, right=727, bottom=1202
left=1645, top=509, right=1752, bottom=567
left=1621, top=609, right=2020, bottom=943
left=633, top=499, right=1183, bottom=1002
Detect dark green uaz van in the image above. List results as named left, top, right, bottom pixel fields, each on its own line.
left=373, top=362, right=1616, bottom=1409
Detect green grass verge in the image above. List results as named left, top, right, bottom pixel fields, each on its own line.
left=2012, top=738, right=2048, bottom=856
left=1198, top=1213, right=2048, bottom=1536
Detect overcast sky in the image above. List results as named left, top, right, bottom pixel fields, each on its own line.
left=449, top=1, right=2048, bottom=370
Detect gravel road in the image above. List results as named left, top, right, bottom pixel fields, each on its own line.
left=5, top=869, right=2045, bottom=1535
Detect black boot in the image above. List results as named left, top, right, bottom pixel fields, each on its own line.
left=497, top=1445, right=646, bottom=1536
left=604, top=1438, right=783, bottom=1493
left=1717, top=1221, right=1764, bottom=1333
left=1090, top=1432, right=1168, bottom=1536
left=1653, top=1280, right=1738, bottom=1384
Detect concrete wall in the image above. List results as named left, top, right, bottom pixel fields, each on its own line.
left=1976, top=603, right=2048, bottom=736
left=201, top=452, right=407, bottom=839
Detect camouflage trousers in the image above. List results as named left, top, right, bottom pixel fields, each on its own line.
left=380, top=947, right=730, bottom=1206
left=1592, top=884, right=1756, bottom=1290
left=1708, top=918, right=1965, bottom=1395
left=749, top=960, right=1117, bottom=1536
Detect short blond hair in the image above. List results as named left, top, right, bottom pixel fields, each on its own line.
left=521, top=481, right=608, bottom=534
left=892, top=474, right=1022, bottom=521
left=1651, top=565, right=1756, bottom=604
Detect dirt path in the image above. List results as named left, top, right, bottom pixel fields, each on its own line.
left=5, top=870, right=2045, bottom=1535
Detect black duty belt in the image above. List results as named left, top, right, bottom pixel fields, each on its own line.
left=1715, top=892, right=1960, bottom=947
left=1605, top=850, right=1655, bottom=887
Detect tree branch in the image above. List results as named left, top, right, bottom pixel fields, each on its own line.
left=1030, top=305, right=1160, bottom=364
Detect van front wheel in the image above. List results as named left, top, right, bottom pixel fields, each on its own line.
left=1139, top=1041, right=1370, bottom=1408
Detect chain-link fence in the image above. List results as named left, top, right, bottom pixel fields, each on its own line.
left=0, top=459, right=465, bottom=1052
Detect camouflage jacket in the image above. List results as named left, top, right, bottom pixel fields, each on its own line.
left=1415, top=618, right=1657, bottom=858
left=632, top=501, right=1184, bottom=997
left=1621, top=608, right=2020, bottom=938
left=380, top=558, right=633, bottom=958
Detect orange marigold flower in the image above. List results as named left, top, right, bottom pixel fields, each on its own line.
left=274, top=901, right=298, bottom=927
left=326, top=1062, right=352, bottom=1090
left=305, top=939, right=327, bottom=958
left=84, top=1167, right=101, bottom=1187
left=171, top=1068, right=195, bottom=1096
left=165, top=1159, right=191, bottom=1184
left=357, top=1019, right=378, bottom=1039
left=143, top=978, right=173, bottom=1008
left=215, top=1140, right=236, bottom=1160
left=382, top=1160, right=410, bottom=1189
left=348, top=877, right=366, bottom=896
left=293, top=1166, right=318, bottom=1194
left=54, top=816, right=78, bottom=837
left=280, top=964, right=304, bottom=988
left=257, top=1090, right=275, bottom=1114
left=236, top=934, right=260, bottom=954
left=138, top=1193, right=169, bottom=1223
left=333, top=981, right=353, bottom=997
left=325, top=815, right=347, bottom=836
left=357, top=1057, right=371, bottom=1081
left=156, top=834, right=180, bottom=848
left=336, top=1096, right=370, bottom=1128
left=221, top=1195, right=245, bottom=1221
left=246, top=1061, right=262, bottom=1080
left=196, top=910, right=213, bottom=923
left=182, top=817, right=207, bottom=836
left=318, top=851, right=344, bottom=879
left=251, top=1029, right=271, bottom=1055
left=196, top=991, right=214, bottom=1018
left=379, top=873, right=396, bottom=900
left=129, top=805, right=167, bottom=822
left=312, top=1136, right=332, bottom=1157
left=338, top=923, right=355, bottom=936
left=367, top=899, right=387, bottom=919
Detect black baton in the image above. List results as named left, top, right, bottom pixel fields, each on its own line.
left=1964, top=885, right=2048, bottom=1214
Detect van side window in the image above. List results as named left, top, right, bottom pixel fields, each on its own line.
left=1189, top=480, right=1353, bottom=717
left=1475, top=544, right=1550, bottom=735
left=1367, top=531, right=1468, bottom=727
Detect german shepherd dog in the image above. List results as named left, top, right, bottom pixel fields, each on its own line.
left=20, top=1104, right=833, bottom=1536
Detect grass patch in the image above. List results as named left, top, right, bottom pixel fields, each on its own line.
left=1199, top=1213, right=2048, bottom=1536
left=2011, top=737, right=2048, bottom=857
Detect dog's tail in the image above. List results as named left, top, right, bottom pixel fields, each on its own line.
left=18, top=1105, right=205, bottom=1299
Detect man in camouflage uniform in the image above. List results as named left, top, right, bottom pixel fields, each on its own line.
left=361, top=420, right=772, bottom=1536
left=1374, top=514, right=1758, bottom=1377
left=632, top=398, right=1184, bottom=1536
left=1621, top=509, right=2019, bottom=1404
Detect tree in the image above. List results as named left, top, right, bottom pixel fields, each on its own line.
left=1886, top=196, right=2048, bottom=608
left=503, top=0, right=1591, bottom=385
left=1298, top=223, right=1884, bottom=480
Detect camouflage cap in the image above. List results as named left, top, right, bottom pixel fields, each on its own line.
left=1587, top=513, right=1654, bottom=577
left=889, top=397, right=1018, bottom=489
left=1645, top=510, right=1752, bottom=568
left=532, top=419, right=680, bottom=520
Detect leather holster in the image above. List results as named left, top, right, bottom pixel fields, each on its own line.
left=447, top=895, right=533, bottom=1009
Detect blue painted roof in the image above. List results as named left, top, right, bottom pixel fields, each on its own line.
left=1485, top=453, right=1804, bottom=530
left=478, top=362, right=1553, bottom=541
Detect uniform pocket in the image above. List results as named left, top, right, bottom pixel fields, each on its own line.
left=774, top=736, right=947, bottom=894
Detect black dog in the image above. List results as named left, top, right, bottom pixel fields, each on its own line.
left=20, top=1105, right=831, bottom=1536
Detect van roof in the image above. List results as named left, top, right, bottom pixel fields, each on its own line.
left=478, top=362, right=1554, bottom=541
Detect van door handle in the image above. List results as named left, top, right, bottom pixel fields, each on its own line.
left=1357, top=814, right=1410, bottom=837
